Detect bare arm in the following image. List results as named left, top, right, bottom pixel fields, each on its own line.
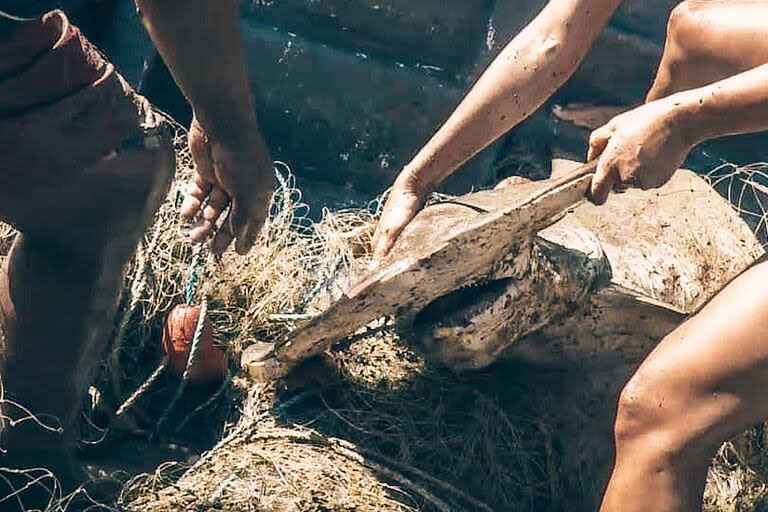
left=135, top=0, right=273, bottom=254
left=678, top=64, right=768, bottom=144
left=371, top=0, right=621, bottom=259
left=400, top=0, right=621, bottom=193
left=135, top=0, right=256, bottom=143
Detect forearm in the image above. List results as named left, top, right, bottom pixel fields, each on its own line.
left=135, top=0, right=257, bottom=145
left=672, top=64, right=768, bottom=146
left=400, top=0, right=621, bottom=193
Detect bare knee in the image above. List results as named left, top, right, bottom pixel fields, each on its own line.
left=647, top=1, right=704, bottom=100
left=648, top=0, right=762, bottom=101
left=667, top=1, right=703, bottom=38
left=613, top=367, right=721, bottom=463
left=612, top=374, right=688, bottom=474
left=670, top=0, right=731, bottom=55
left=613, top=371, right=664, bottom=448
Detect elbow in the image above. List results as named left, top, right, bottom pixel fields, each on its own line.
left=524, top=30, right=570, bottom=80
left=537, top=31, right=565, bottom=59
left=499, top=29, right=565, bottom=69
left=531, top=24, right=591, bottom=84
left=524, top=17, right=569, bottom=62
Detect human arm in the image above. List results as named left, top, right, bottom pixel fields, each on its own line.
left=371, top=0, right=622, bottom=259
left=588, top=63, right=768, bottom=203
left=135, top=0, right=273, bottom=254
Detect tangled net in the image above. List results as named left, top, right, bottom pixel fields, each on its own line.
left=112, top=152, right=768, bottom=511
left=708, top=162, right=768, bottom=246
left=3, top=136, right=768, bottom=510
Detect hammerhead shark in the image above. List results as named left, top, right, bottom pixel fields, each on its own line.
left=243, top=159, right=763, bottom=380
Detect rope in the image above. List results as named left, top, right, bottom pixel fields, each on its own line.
left=0, top=10, right=35, bottom=21
left=270, top=390, right=313, bottom=418
left=155, top=298, right=209, bottom=436
left=267, top=251, right=345, bottom=322
left=114, top=164, right=296, bottom=431
left=115, top=359, right=168, bottom=418
left=108, top=239, right=206, bottom=426
left=297, top=254, right=344, bottom=311
left=269, top=164, right=347, bottom=318
left=184, top=243, right=207, bottom=305
left=173, top=378, right=229, bottom=434
left=108, top=224, right=165, bottom=401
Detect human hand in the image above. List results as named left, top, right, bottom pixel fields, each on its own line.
left=587, top=99, right=694, bottom=205
left=370, top=177, right=428, bottom=263
left=181, top=115, right=273, bottom=255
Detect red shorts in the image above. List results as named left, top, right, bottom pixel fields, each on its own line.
left=0, top=10, right=141, bottom=196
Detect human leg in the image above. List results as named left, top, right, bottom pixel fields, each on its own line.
left=600, top=257, right=768, bottom=512
left=0, top=10, right=174, bottom=507
left=647, top=0, right=768, bottom=102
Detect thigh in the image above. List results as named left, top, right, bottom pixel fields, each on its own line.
left=650, top=0, right=768, bottom=99
left=0, top=10, right=141, bottom=230
left=674, top=1, right=768, bottom=72
left=630, top=257, right=768, bottom=449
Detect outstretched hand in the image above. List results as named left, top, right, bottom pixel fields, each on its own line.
left=181, top=116, right=274, bottom=255
left=371, top=179, right=428, bottom=263
left=587, top=99, right=693, bottom=205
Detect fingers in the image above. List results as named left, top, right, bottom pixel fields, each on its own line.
left=370, top=190, right=426, bottom=264
left=185, top=118, right=275, bottom=255
left=235, top=219, right=262, bottom=255
left=202, top=186, right=230, bottom=223
left=587, top=125, right=613, bottom=162
left=371, top=208, right=397, bottom=263
left=371, top=225, right=398, bottom=264
left=181, top=174, right=213, bottom=220
left=186, top=185, right=229, bottom=242
left=233, top=197, right=267, bottom=256
left=210, top=212, right=235, bottom=256
left=183, top=125, right=218, bottom=227
left=207, top=196, right=269, bottom=256
left=371, top=212, right=409, bottom=263
left=188, top=126, right=214, bottom=178
left=589, top=152, right=618, bottom=206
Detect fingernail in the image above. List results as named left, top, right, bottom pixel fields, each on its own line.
left=235, top=241, right=251, bottom=256
left=586, top=187, right=599, bottom=204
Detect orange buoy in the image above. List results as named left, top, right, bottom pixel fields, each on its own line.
left=163, top=304, right=227, bottom=384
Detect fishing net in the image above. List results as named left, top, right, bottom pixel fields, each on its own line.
left=112, top=151, right=768, bottom=511
left=3, top=132, right=768, bottom=510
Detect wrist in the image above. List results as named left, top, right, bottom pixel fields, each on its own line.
left=194, top=107, right=260, bottom=149
left=395, top=163, right=434, bottom=198
left=663, top=91, right=711, bottom=148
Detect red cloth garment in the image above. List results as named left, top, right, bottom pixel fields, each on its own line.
left=0, top=10, right=140, bottom=196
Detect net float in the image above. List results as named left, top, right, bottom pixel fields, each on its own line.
left=163, top=303, right=227, bottom=384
